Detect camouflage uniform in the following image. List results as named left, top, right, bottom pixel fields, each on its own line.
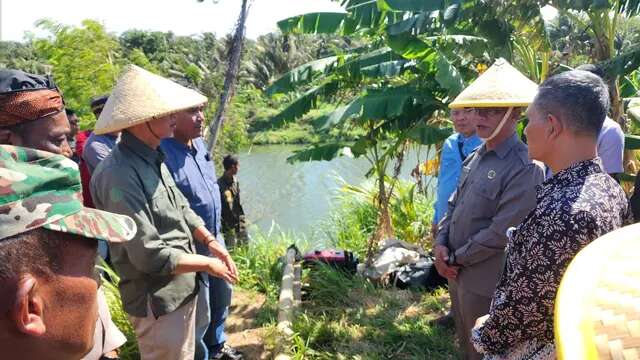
left=217, top=173, right=247, bottom=247
left=0, top=144, right=136, bottom=241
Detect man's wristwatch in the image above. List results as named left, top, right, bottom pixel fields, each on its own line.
left=446, top=252, right=459, bottom=266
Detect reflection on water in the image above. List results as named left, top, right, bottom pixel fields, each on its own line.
left=237, top=144, right=434, bottom=239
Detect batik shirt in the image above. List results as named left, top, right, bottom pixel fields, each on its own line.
left=472, top=158, right=631, bottom=359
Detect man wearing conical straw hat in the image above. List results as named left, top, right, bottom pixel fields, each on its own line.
left=90, top=65, right=238, bottom=360
left=433, top=58, right=545, bottom=360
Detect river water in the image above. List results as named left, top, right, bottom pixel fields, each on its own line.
left=236, top=144, right=434, bottom=240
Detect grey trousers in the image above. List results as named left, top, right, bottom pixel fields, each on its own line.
left=449, top=280, right=492, bottom=360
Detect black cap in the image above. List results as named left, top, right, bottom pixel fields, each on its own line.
left=90, top=94, right=109, bottom=111
left=0, top=69, right=57, bottom=94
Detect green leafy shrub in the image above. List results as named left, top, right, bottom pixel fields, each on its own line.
left=97, top=260, right=140, bottom=360
left=324, top=177, right=434, bottom=258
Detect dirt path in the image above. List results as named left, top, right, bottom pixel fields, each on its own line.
left=226, top=289, right=272, bottom=360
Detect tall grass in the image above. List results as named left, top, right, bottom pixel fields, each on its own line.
left=97, top=260, right=140, bottom=360
left=290, top=265, right=458, bottom=359
left=324, top=177, right=435, bottom=258
left=100, top=176, right=443, bottom=359
left=231, top=225, right=309, bottom=301
left=285, top=177, right=458, bottom=359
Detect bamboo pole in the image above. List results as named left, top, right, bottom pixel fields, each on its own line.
left=275, top=247, right=300, bottom=360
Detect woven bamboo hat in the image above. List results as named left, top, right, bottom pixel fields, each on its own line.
left=94, top=65, right=207, bottom=134
left=555, top=223, right=640, bottom=359
left=449, top=58, right=538, bottom=109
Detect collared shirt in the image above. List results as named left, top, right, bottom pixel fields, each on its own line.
left=90, top=131, right=204, bottom=317
left=83, top=132, right=118, bottom=175
left=436, top=133, right=544, bottom=296
left=161, top=137, right=223, bottom=252
left=471, top=158, right=631, bottom=358
left=434, top=132, right=482, bottom=224
left=597, top=116, right=625, bottom=174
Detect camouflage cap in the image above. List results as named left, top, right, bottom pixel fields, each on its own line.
left=0, top=145, right=136, bottom=242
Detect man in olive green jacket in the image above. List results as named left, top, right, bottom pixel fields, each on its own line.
left=91, top=65, right=238, bottom=360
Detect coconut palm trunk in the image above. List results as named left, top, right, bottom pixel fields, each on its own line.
left=206, top=0, right=250, bottom=152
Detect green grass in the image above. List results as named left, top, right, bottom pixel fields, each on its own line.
left=289, top=265, right=459, bottom=359
left=283, top=179, right=455, bottom=359
left=251, top=122, right=320, bottom=145
left=101, top=177, right=447, bottom=359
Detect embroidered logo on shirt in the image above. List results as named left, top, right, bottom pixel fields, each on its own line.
left=488, top=170, right=496, bottom=179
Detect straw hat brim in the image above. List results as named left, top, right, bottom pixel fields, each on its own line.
left=94, top=65, right=207, bottom=135
left=449, top=58, right=538, bottom=109
left=555, top=223, right=640, bottom=359
left=449, top=100, right=532, bottom=108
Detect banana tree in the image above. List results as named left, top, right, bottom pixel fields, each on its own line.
left=266, top=0, right=508, bottom=260
left=548, top=0, right=640, bottom=123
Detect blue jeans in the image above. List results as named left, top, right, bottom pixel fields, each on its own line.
left=194, top=240, right=233, bottom=360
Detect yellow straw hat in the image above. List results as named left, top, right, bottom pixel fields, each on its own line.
left=555, top=223, right=640, bottom=359
left=94, top=64, right=207, bottom=135
left=449, top=58, right=538, bottom=109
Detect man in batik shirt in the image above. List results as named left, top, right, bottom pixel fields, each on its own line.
left=472, top=70, right=631, bottom=359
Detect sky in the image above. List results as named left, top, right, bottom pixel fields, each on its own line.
left=0, top=0, right=345, bottom=42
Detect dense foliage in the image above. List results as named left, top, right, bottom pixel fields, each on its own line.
left=0, top=20, right=353, bottom=155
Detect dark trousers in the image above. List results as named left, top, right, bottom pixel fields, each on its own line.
left=449, top=279, right=492, bottom=360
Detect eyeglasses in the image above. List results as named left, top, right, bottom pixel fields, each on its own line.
left=468, top=108, right=510, bottom=117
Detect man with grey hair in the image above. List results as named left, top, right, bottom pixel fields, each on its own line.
left=471, top=70, right=630, bottom=358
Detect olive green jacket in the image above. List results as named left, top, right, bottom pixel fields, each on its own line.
left=91, top=131, right=204, bottom=317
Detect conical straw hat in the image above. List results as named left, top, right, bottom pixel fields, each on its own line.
left=449, top=58, right=538, bottom=109
left=94, top=65, right=207, bottom=134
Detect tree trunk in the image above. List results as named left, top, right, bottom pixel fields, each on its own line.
left=365, top=162, right=393, bottom=266
left=206, top=0, right=250, bottom=152
left=364, top=144, right=406, bottom=266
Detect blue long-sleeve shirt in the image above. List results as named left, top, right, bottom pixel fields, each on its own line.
left=161, top=137, right=223, bottom=254
left=433, top=132, right=482, bottom=224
